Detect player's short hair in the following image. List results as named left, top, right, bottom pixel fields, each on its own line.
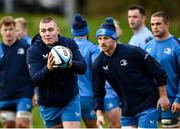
left=128, top=5, right=146, bottom=16
left=151, top=11, right=169, bottom=24
left=0, top=16, right=15, bottom=29
left=15, top=17, right=27, bottom=29
left=40, top=16, right=57, bottom=24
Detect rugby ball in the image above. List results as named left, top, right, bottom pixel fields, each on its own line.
left=50, top=45, right=72, bottom=68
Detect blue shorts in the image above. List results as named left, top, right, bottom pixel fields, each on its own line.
left=104, top=97, right=121, bottom=112
left=0, top=98, right=32, bottom=112
left=80, top=96, right=96, bottom=120
left=121, top=107, right=159, bottom=128
left=39, top=95, right=81, bottom=128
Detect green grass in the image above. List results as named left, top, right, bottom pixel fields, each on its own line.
left=32, top=107, right=44, bottom=128
left=1, top=12, right=179, bottom=44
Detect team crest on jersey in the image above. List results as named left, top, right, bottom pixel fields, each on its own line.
left=17, top=48, right=25, bottom=55
left=164, top=48, right=172, bottom=55
left=120, top=59, right=128, bottom=66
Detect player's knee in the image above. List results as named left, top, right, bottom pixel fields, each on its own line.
left=110, top=123, right=121, bottom=128
left=3, top=121, right=15, bottom=128
left=16, top=111, right=32, bottom=128
left=161, top=118, right=179, bottom=128
left=110, top=121, right=121, bottom=128
left=0, top=111, right=16, bottom=127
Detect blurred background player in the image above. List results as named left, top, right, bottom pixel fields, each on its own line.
left=145, top=11, right=180, bottom=128
left=26, top=16, right=86, bottom=128
left=71, top=13, right=99, bottom=128
left=0, top=16, right=34, bottom=128
left=71, top=14, right=121, bottom=128
left=128, top=5, right=153, bottom=49
left=113, top=19, right=123, bottom=38
left=15, top=17, right=32, bottom=44
left=93, top=17, right=170, bottom=128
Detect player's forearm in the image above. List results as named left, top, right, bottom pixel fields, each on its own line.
left=159, top=85, right=168, bottom=98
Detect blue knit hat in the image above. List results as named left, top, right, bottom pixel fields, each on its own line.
left=71, top=14, right=89, bottom=36
left=96, top=17, right=118, bottom=40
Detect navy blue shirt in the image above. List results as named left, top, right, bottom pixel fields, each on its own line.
left=26, top=35, right=86, bottom=107
left=93, top=44, right=167, bottom=116
left=0, top=39, right=34, bottom=100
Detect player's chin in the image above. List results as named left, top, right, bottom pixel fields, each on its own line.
left=153, top=33, right=160, bottom=38
left=100, top=48, right=106, bottom=52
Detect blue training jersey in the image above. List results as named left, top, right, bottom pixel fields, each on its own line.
left=74, top=37, right=100, bottom=97
left=22, top=35, right=32, bottom=45
left=129, top=26, right=153, bottom=49
left=145, top=36, right=180, bottom=103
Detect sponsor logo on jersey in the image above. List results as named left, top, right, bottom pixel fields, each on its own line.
left=42, top=54, right=48, bottom=59
left=102, top=65, right=109, bottom=71
left=144, top=53, right=149, bottom=60
left=75, top=112, right=80, bottom=117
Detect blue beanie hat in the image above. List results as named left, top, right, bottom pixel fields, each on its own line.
left=71, top=14, right=89, bottom=37
left=96, top=17, right=118, bottom=40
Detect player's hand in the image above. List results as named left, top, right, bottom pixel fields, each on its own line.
left=96, top=110, right=105, bottom=127
left=97, top=115, right=105, bottom=127
left=32, top=94, right=38, bottom=107
left=171, top=102, right=180, bottom=113
left=157, top=97, right=170, bottom=111
left=47, top=52, right=57, bottom=71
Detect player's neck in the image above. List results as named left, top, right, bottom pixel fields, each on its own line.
left=156, top=31, right=170, bottom=41
left=104, top=43, right=117, bottom=57
left=133, top=25, right=145, bottom=34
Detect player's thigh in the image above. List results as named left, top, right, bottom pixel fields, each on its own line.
left=83, top=119, right=97, bottom=128
left=0, top=111, right=16, bottom=128
left=63, top=121, right=80, bottom=128
left=105, top=107, right=121, bottom=127
left=62, top=95, right=81, bottom=128
left=104, top=98, right=121, bottom=127
left=81, top=97, right=97, bottom=127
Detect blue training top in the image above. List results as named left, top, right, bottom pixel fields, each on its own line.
left=0, top=39, right=34, bottom=100
left=74, top=37, right=100, bottom=97
left=93, top=44, right=167, bottom=116
left=145, top=36, right=180, bottom=103
left=26, top=34, right=86, bottom=107
left=129, top=26, right=153, bottom=49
